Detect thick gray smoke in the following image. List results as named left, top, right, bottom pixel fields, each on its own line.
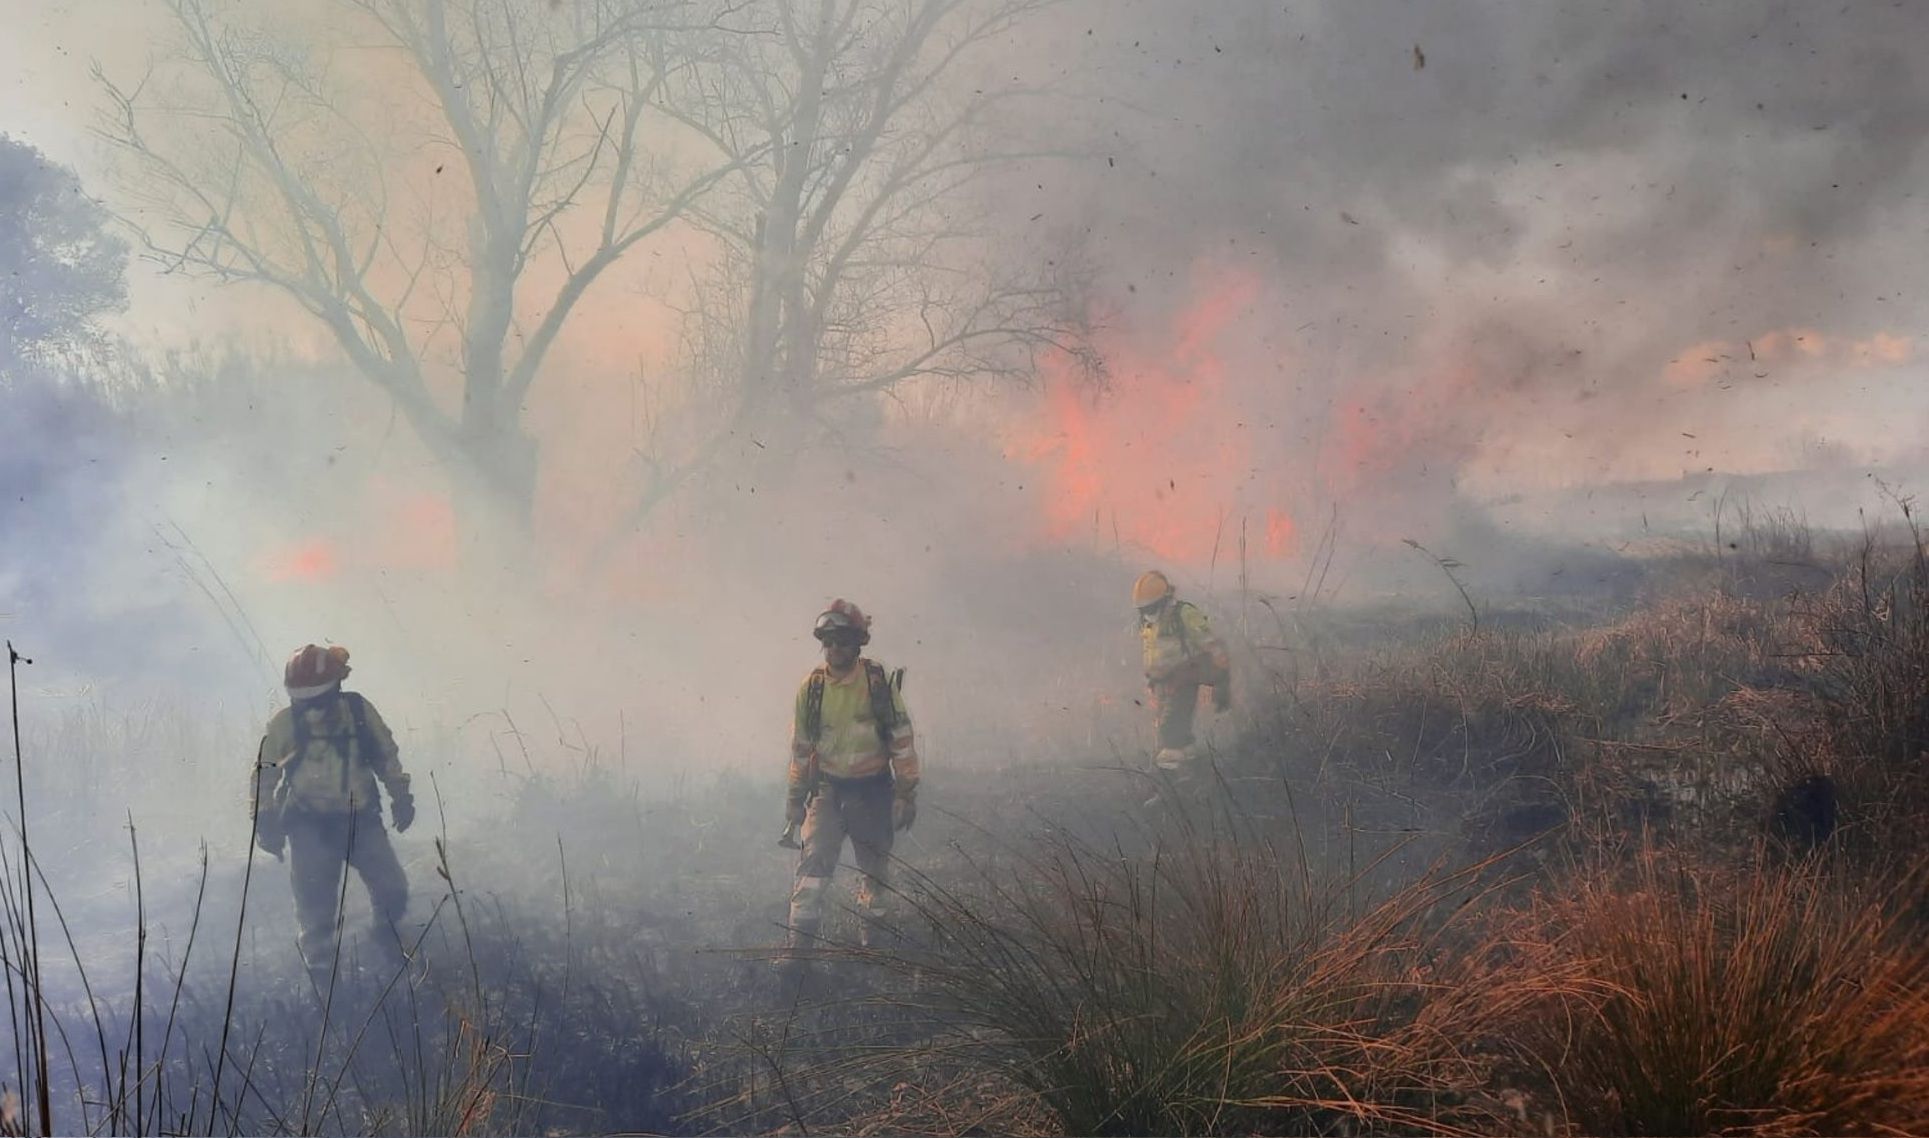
left=992, top=0, right=1929, bottom=556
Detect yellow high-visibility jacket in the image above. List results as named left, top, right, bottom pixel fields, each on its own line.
left=1141, top=600, right=1230, bottom=686
left=255, top=692, right=409, bottom=816
left=788, top=660, right=920, bottom=792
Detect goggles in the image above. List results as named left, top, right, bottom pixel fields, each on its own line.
left=814, top=616, right=866, bottom=645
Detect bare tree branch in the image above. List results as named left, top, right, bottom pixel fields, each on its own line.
left=96, top=0, right=746, bottom=536
left=596, top=0, right=1088, bottom=556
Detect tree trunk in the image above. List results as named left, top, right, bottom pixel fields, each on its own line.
left=449, top=419, right=538, bottom=578
left=447, top=227, right=539, bottom=572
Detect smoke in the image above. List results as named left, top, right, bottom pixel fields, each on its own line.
left=2, top=0, right=1928, bottom=817
left=981, top=0, right=1929, bottom=558
left=6, top=13, right=1929, bottom=1124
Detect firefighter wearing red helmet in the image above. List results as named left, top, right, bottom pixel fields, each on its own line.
left=252, top=643, right=415, bottom=989
left=778, top=599, right=920, bottom=960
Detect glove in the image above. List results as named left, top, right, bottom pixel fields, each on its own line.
left=391, top=793, right=415, bottom=833
left=254, top=800, right=286, bottom=858
left=892, top=793, right=917, bottom=833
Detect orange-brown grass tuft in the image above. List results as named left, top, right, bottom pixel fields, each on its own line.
left=1503, top=849, right=1929, bottom=1137
left=863, top=817, right=1530, bottom=1137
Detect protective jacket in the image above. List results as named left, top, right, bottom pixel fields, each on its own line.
left=1141, top=600, right=1230, bottom=687
left=787, top=660, right=920, bottom=791
left=256, top=690, right=410, bottom=816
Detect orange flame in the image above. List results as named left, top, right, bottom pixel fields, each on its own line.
left=256, top=479, right=459, bottom=587
left=1265, top=508, right=1296, bottom=557
left=1012, top=265, right=1300, bottom=565
left=262, top=538, right=339, bottom=582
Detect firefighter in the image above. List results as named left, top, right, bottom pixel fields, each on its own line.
left=251, top=644, right=415, bottom=989
left=778, top=599, right=920, bottom=958
left=1134, top=570, right=1232, bottom=768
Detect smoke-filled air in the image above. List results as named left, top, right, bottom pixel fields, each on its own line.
left=3, top=0, right=1929, bottom=1133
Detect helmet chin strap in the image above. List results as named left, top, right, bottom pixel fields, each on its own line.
left=287, top=679, right=342, bottom=702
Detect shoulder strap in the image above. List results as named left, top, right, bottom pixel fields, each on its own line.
left=290, top=703, right=313, bottom=756
left=803, top=669, right=827, bottom=745
left=286, top=693, right=364, bottom=796
left=1167, top=602, right=1194, bottom=657
left=346, top=692, right=375, bottom=754
left=864, top=660, right=897, bottom=749
left=343, top=692, right=376, bottom=795
left=289, top=694, right=341, bottom=756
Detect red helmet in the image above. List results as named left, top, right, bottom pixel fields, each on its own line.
left=284, top=643, right=351, bottom=690
left=812, top=599, right=872, bottom=645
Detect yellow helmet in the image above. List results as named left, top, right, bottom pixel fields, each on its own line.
left=1132, top=570, right=1173, bottom=610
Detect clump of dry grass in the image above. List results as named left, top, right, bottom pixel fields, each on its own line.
left=1782, top=523, right=1929, bottom=856
left=1501, top=849, right=1929, bottom=1137
left=859, top=815, right=1525, bottom=1137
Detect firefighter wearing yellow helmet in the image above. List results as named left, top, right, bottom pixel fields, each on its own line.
left=778, top=599, right=921, bottom=960
left=1134, top=570, right=1232, bottom=767
left=252, top=644, right=415, bottom=989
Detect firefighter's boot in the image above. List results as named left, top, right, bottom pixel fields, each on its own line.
left=778, top=873, right=829, bottom=964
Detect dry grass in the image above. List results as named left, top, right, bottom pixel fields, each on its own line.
left=718, top=510, right=1929, bottom=1138
left=1250, top=508, right=1929, bottom=872
left=1499, top=849, right=1929, bottom=1137
left=7, top=508, right=1929, bottom=1134
left=1783, top=529, right=1929, bottom=858
left=840, top=812, right=1530, bottom=1138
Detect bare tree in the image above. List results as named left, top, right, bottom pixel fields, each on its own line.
left=96, top=0, right=750, bottom=553
left=597, top=0, right=1099, bottom=555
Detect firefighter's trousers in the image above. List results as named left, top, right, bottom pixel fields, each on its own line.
left=284, top=807, right=409, bottom=983
left=1153, top=678, right=1203, bottom=752
left=788, top=772, right=895, bottom=949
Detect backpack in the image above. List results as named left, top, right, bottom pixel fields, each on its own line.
left=1157, top=602, right=1229, bottom=688
left=283, top=691, right=380, bottom=805
left=1161, top=601, right=1199, bottom=657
